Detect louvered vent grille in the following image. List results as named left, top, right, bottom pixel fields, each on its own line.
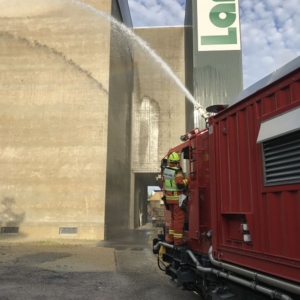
left=59, top=227, right=77, bottom=235
left=1, top=227, right=19, bottom=234
left=263, top=130, right=300, bottom=186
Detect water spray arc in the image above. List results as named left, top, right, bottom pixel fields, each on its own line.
left=72, top=0, right=209, bottom=122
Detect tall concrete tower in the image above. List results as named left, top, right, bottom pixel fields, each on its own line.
left=0, top=0, right=134, bottom=240
left=0, top=0, right=187, bottom=240
left=185, top=0, right=243, bottom=130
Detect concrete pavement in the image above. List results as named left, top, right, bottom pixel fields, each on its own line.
left=0, top=224, right=199, bottom=300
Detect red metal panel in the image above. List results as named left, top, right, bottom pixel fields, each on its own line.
left=236, top=110, right=247, bottom=212
left=227, top=114, right=240, bottom=212
left=275, top=87, right=291, bottom=109
left=189, top=132, right=211, bottom=243
left=198, top=133, right=210, bottom=229
left=283, top=191, right=300, bottom=259
left=260, top=192, right=270, bottom=253
left=217, top=247, right=300, bottom=283
left=210, top=70, right=300, bottom=283
left=236, top=108, right=253, bottom=212
left=188, top=186, right=199, bottom=240
left=262, top=95, right=276, bottom=116
left=218, top=119, right=230, bottom=213
left=291, top=81, right=300, bottom=102
left=244, top=104, right=261, bottom=250
left=218, top=108, right=258, bottom=215
left=260, top=190, right=300, bottom=259
left=255, top=100, right=262, bottom=119
left=210, top=123, right=219, bottom=250
left=265, top=192, right=284, bottom=256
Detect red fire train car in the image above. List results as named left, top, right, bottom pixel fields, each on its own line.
left=153, top=57, right=300, bottom=300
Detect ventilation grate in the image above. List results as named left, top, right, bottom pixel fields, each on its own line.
left=263, top=130, right=300, bottom=186
left=1, top=227, right=19, bottom=234
left=59, top=227, right=78, bottom=235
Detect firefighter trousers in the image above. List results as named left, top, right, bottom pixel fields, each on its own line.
left=166, top=202, right=185, bottom=245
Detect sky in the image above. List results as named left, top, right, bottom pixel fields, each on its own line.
left=128, top=0, right=300, bottom=89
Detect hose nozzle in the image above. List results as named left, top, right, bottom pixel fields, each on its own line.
left=194, top=103, right=209, bottom=119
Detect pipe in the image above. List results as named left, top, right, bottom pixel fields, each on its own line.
left=208, top=247, right=300, bottom=296
left=185, top=249, right=293, bottom=300
left=154, top=243, right=295, bottom=299
left=153, top=241, right=174, bottom=251
left=187, top=250, right=212, bottom=273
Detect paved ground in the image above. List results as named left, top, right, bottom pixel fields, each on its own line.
left=0, top=224, right=200, bottom=300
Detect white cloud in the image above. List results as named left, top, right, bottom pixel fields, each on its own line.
left=128, top=0, right=185, bottom=27
left=128, top=0, right=300, bottom=89
left=240, top=0, right=300, bottom=87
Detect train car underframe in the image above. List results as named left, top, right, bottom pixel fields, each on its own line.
left=153, top=237, right=300, bottom=300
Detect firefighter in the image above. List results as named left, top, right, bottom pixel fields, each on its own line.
left=163, top=152, right=189, bottom=246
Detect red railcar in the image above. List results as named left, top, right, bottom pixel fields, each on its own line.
left=153, top=57, right=300, bottom=300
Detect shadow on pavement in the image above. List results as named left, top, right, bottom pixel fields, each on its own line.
left=97, top=223, right=161, bottom=251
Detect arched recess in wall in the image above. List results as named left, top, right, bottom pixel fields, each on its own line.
left=137, top=97, right=160, bottom=167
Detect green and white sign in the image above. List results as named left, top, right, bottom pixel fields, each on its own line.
left=197, top=0, right=241, bottom=51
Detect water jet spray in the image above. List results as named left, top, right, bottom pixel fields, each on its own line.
left=71, top=0, right=210, bottom=127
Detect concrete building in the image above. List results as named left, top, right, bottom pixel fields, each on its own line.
left=0, top=0, right=134, bottom=240
left=130, top=26, right=186, bottom=228
left=0, top=0, right=186, bottom=240
left=0, top=0, right=242, bottom=240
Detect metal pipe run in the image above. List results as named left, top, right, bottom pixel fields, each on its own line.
left=208, top=247, right=300, bottom=296
left=186, top=249, right=293, bottom=300
left=153, top=241, right=174, bottom=251
left=153, top=242, right=296, bottom=300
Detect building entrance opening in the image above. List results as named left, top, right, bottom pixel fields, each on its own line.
left=147, top=186, right=164, bottom=228
left=133, top=173, right=161, bottom=229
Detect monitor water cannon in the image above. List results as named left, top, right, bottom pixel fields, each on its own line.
left=194, top=102, right=209, bottom=120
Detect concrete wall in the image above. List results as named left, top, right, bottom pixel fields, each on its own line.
left=104, top=0, right=134, bottom=239
left=0, top=0, right=112, bottom=239
left=130, top=27, right=186, bottom=228
left=132, top=27, right=186, bottom=173
left=0, top=0, right=187, bottom=238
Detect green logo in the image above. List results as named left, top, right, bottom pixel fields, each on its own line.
left=201, top=1, right=238, bottom=46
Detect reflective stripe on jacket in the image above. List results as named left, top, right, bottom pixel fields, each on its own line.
left=163, top=166, right=184, bottom=193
